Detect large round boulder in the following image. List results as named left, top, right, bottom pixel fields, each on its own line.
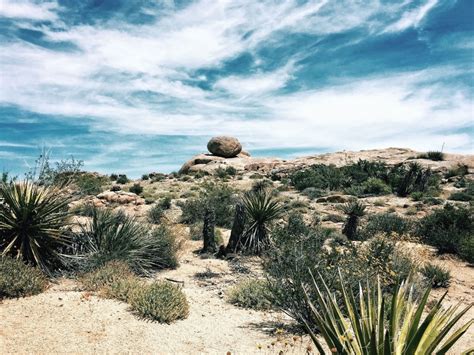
left=207, top=136, right=242, bottom=158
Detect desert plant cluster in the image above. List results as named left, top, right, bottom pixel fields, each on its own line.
left=1, top=149, right=472, bottom=353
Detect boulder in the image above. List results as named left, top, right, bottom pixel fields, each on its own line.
left=97, top=191, right=145, bottom=205
left=207, top=136, right=242, bottom=158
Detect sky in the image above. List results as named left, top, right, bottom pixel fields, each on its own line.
left=0, top=0, right=473, bottom=177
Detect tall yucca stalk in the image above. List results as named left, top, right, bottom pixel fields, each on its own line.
left=302, top=270, right=473, bottom=354
left=0, top=181, right=71, bottom=274
left=240, top=189, right=283, bottom=254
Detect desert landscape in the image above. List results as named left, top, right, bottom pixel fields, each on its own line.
left=1, top=137, right=473, bottom=354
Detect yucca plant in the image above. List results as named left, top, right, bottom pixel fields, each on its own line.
left=76, top=207, right=177, bottom=274
left=240, top=189, right=283, bottom=254
left=0, top=181, right=71, bottom=274
left=339, top=201, right=366, bottom=240
left=302, top=270, right=473, bottom=354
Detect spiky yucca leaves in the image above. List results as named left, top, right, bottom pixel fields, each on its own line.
left=303, top=271, right=473, bottom=355
left=0, top=181, right=71, bottom=274
left=240, top=189, right=283, bottom=254
left=339, top=201, right=366, bottom=240
left=77, top=208, right=177, bottom=275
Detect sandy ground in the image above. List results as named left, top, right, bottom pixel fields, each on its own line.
left=0, top=240, right=315, bottom=355
left=1, top=239, right=473, bottom=354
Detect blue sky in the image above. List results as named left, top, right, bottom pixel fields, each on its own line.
left=0, top=0, right=472, bottom=176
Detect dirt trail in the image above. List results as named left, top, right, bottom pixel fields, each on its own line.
left=0, top=240, right=313, bottom=355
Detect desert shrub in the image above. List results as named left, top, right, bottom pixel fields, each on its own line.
left=322, top=213, right=345, bottom=223
left=445, top=164, right=469, bottom=178
left=129, top=183, right=143, bottom=195
left=417, top=204, right=473, bottom=261
left=420, top=263, right=451, bottom=288
left=360, top=212, right=412, bottom=240
left=448, top=191, right=472, bottom=201
left=74, top=174, right=108, bottom=195
left=360, top=177, right=391, bottom=196
left=302, top=187, right=325, bottom=199
left=189, top=223, right=203, bottom=240
left=216, top=166, right=237, bottom=178
left=179, top=183, right=236, bottom=228
left=264, top=213, right=418, bottom=326
left=251, top=179, right=273, bottom=193
left=141, top=174, right=149, bottom=180
left=290, top=164, right=345, bottom=191
left=458, top=237, right=474, bottom=264
left=148, top=204, right=164, bottom=224
left=158, top=196, right=172, bottom=209
left=129, top=281, right=189, bottom=323
left=390, top=162, right=439, bottom=197
left=0, top=257, right=48, bottom=299
left=303, top=274, right=472, bottom=354
left=339, top=201, right=366, bottom=240
left=109, top=173, right=118, bottom=181
left=80, top=260, right=133, bottom=291
left=418, top=150, right=445, bottom=161
left=0, top=182, right=71, bottom=274
left=116, top=174, right=129, bottom=184
left=227, top=279, right=273, bottom=310
left=75, top=208, right=178, bottom=274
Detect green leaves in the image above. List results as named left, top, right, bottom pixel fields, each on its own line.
left=0, top=181, right=71, bottom=274
left=303, top=271, right=472, bottom=354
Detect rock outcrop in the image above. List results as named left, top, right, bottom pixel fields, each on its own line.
left=97, top=191, right=145, bottom=205
left=207, top=136, right=242, bottom=158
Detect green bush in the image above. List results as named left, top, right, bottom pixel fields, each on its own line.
left=445, top=164, right=469, bottom=178
left=129, top=183, right=143, bottom=195
left=110, top=173, right=118, bottom=181
left=158, top=196, right=172, bottom=209
left=216, top=166, right=237, bottom=178
left=361, top=177, right=391, bottom=195
left=302, top=187, right=325, bottom=199
left=75, top=208, right=178, bottom=274
left=448, top=191, right=472, bottom=201
left=458, top=237, right=474, bottom=264
left=360, top=213, right=412, bottom=240
left=179, top=183, right=236, bottom=228
left=417, top=204, right=473, bottom=261
left=227, top=279, right=273, bottom=310
left=116, top=174, right=129, bottom=184
left=129, top=281, right=189, bottom=323
left=74, top=174, right=108, bottom=195
left=0, top=182, right=71, bottom=274
left=420, top=263, right=451, bottom=288
left=0, top=257, right=48, bottom=299
left=264, top=213, right=418, bottom=326
left=390, top=163, right=439, bottom=197
left=141, top=174, right=149, bottom=180
left=418, top=151, right=445, bottom=161
left=80, top=260, right=133, bottom=291
left=148, top=204, right=164, bottom=224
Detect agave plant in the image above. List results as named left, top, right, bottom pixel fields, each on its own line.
left=240, top=189, right=283, bottom=254
left=339, top=201, right=366, bottom=240
left=76, top=207, right=177, bottom=274
left=302, top=271, right=473, bottom=354
left=0, top=181, right=71, bottom=274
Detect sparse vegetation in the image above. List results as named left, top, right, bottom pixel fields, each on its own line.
left=420, top=263, right=451, bottom=288
left=360, top=212, right=412, bottom=240
left=116, top=174, right=129, bottom=184
left=0, top=257, right=48, bottom=299
left=339, top=201, right=366, bottom=240
left=418, top=150, right=445, bottom=161
left=129, top=183, right=143, bottom=195
left=227, top=279, right=273, bottom=310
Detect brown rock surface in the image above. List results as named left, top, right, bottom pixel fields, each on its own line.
left=207, top=136, right=242, bottom=158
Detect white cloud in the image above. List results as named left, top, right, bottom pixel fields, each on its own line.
left=0, top=0, right=58, bottom=21
left=385, top=0, right=438, bottom=32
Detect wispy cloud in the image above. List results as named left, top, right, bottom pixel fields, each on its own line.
left=0, top=0, right=472, bottom=174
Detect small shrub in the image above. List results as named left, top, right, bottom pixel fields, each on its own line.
left=158, top=196, right=172, bottom=209
left=80, top=260, right=133, bottom=291
left=418, top=151, right=445, bottom=161
left=129, top=183, right=143, bottom=195
left=148, top=204, right=164, bottom=224
left=110, top=173, right=118, bottom=181
left=116, top=174, right=129, bottom=184
left=420, top=263, right=451, bottom=288
left=71, top=202, right=96, bottom=217
left=390, top=162, right=439, bottom=197
left=448, top=191, right=472, bottom=201
left=227, top=279, right=273, bottom=310
left=417, top=204, right=473, bottom=260
left=74, top=174, right=108, bottom=195
left=216, top=166, right=237, bottom=178
left=180, top=183, right=236, bottom=228
left=445, top=164, right=468, bottom=178
left=302, top=187, right=325, bottom=199
left=458, top=237, right=474, bottom=264
left=0, top=257, right=48, bottom=299
left=360, top=213, right=412, bottom=240
left=141, top=174, right=149, bottom=180
left=129, top=281, right=189, bottom=323
left=251, top=179, right=273, bottom=193
left=410, top=191, right=424, bottom=201
left=102, top=276, right=141, bottom=302
left=339, top=201, right=366, bottom=240
left=361, top=177, right=391, bottom=195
